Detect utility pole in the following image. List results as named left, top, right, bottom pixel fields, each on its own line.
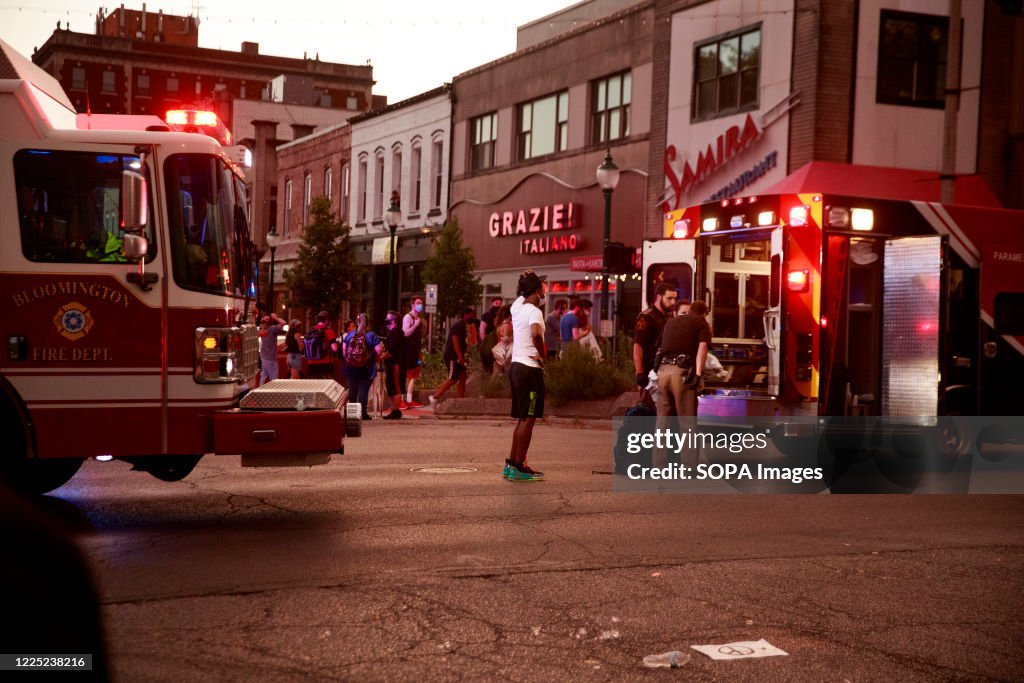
left=940, top=0, right=962, bottom=204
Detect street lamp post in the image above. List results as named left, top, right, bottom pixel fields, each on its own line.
left=385, top=192, right=402, bottom=312
left=265, top=225, right=280, bottom=313
left=596, top=150, right=620, bottom=353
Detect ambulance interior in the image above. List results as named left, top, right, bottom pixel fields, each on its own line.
left=699, top=234, right=771, bottom=390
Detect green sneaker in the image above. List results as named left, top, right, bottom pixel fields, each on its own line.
left=502, top=460, right=512, bottom=478
left=508, top=464, right=544, bottom=481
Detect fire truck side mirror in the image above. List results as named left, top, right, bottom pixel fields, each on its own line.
left=121, top=170, right=149, bottom=232
left=123, top=234, right=148, bottom=260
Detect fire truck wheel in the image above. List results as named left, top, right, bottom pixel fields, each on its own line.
left=144, top=455, right=202, bottom=482
left=2, top=458, right=84, bottom=496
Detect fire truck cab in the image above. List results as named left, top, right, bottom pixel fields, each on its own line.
left=647, top=191, right=1024, bottom=419
left=0, top=39, right=357, bottom=494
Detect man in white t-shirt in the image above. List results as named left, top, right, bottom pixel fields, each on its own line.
left=505, top=270, right=548, bottom=481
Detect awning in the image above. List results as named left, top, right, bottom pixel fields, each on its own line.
left=259, top=240, right=302, bottom=263
left=761, top=161, right=1003, bottom=208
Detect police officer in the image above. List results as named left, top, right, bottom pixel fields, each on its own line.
left=633, top=283, right=678, bottom=394
left=656, top=299, right=710, bottom=419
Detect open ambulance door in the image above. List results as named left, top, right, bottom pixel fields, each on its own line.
left=765, top=228, right=784, bottom=395
left=641, top=239, right=696, bottom=308
left=881, top=235, right=943, bottom=416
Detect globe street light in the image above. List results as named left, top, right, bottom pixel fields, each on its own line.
left=265, top=225, right=280, bottom=313
left=385, top=192, right=402, bottom=312
left=596, top=150, right=620, bottom=348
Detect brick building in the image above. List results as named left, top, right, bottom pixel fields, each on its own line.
left=450, top=1, right=655, bottom=335
left=647, top=0, right=1024, bottom=245
left=31, top=6, right=375, bottom=130
left=273, top=86, right=453, bottom=326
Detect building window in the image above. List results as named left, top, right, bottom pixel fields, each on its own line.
left=517, top=91, right=568, bottom=160
left=240, top=84, right=247, bottom=99
left=136, top=72, right=150, bottom=95
left=71, top=67, right=85, bottom=90
left=341, top=163, right=350, bottom=221
left=392, top=148, right=402, bottom=205
left=411, top=144, right=422, bottom=212
left=324, top=166, right=333, bottom=205
left=195, top=78, right=202, bottom=95
left=431, top=140, right=443, bottom=209
left=374, top=154, right=385, bottom=219
left=592, top=72, right=631, bottom=144
left=284, top=179, right=292, bottom=235
left=693, top=25, right=761, bottom=120
left=877, top=10, right=948, bottom=108
left=167, top=76, right=178, bottom=92
left=320, top=92, right=332, bottom=107
left=102, top=70, right=116, bottom=93
left=470, top=112, right=497, bottom=171
left=346, top=96, right=358, bottom=109
left=303, top=172, right=312, bottom=226
left=357, top=159, right=367, bottom=222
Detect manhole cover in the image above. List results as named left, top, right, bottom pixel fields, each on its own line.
left=410, top=466, right=478, bottom=474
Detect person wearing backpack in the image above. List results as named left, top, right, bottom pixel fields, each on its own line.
left=341, top=313, right=382, bottom=420
left=305, top=310, right=337, bottom=380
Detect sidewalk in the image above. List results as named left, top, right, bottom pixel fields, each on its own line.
left=365, top=391, right=636, bottom=426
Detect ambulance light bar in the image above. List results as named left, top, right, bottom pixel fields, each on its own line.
left=826, top=206, right=874, bottom=231
left=673, top=219, right=691, bottom=238
left=757, top=211, right=776, bottom=226
left=851, top=208, right=874, bottom=231
left=702, top=217, right=719, bottom=232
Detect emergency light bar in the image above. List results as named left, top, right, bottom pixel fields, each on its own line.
left=165, top=109, right=232, bottom=146
left=787, top=269, right=810, bottom=292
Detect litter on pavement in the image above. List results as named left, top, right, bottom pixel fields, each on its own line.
left=691, top=638, right=789, bottom=660
left=642, top=651, right=690, bottom=668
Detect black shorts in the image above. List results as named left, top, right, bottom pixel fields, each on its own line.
left=509, top=362, right=545, bottom=419
left=384, top=361, right=406, bottom=396
left=445, top=359, right=468, bottom=381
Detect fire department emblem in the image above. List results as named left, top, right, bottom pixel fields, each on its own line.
left=53, top=302, right=94, bottom=341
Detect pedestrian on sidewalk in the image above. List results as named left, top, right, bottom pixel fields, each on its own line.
left=505, top=270, right=548, bottom=481
left=402, top=296, right=425, bottom=408
left=341, top=313, right=382, bottom=420
left=381, top=311, right=405, bottom=420
left=258, top=312, right=285, bottom=385
left=428, top=308, right=474, bottom=407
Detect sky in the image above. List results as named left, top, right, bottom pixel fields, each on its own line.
left=0, top=0, right=582, bottom=102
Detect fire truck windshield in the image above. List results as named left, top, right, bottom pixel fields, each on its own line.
left=164, top=154, right=253, bottom=297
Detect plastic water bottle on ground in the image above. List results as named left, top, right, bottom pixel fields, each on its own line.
left=643, top=650, right=690, bottom=668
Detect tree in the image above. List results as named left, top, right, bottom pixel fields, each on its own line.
left=423, top=218, right=482, bottom=320
left=283, top=197, right=363, bottom=317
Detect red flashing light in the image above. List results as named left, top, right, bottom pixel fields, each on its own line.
left=787, top=269, right=810, bottom=292
left=720, top=199, right=730, bottom=207
left=165, top=109, right=189, bottom=125
left=193, top=110, right=218, bottom=126
left=821, top=315, right=828, bottom=329
left=747, top=196, right=758, bottom=203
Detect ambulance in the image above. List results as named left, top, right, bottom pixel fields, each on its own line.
left=0, top=40, right=356, bottom=495
left=646, top=185, right=1024, bottom=422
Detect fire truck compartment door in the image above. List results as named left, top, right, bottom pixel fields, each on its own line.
left=881, top=235, right=942, bottom=416
left=765, top=228, right=784, bottom=395
left=213, top=408, right=342, bottom=464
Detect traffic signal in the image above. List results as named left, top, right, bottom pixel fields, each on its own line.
left=603, top=243, right=638, bottom=274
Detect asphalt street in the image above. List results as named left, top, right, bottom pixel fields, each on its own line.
left=37, top=418, right=1024, bottom=682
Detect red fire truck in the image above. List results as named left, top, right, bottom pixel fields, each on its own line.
left=0, top=40, right=356, bottom=495
left=646, top=186, right=1024, bottom=420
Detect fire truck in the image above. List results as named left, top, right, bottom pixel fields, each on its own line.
left=0, top=40, right=357, bottom=495
left=646, top=188, right=1024, bottom=421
